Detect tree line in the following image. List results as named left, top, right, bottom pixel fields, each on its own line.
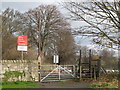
left=2, top=5, right=75, bottom=65
left=2, top=0, right=119, bottom=67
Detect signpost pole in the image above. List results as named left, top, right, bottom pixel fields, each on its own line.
left=21, top=51, right=24, bottom=60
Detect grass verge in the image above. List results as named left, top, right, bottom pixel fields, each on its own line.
left=90, top=73, right=118, bottom=88
left=2, top=81, right=40, bottom=88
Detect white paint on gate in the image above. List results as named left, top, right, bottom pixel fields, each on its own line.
left=40, top=65, right=75, bottom=82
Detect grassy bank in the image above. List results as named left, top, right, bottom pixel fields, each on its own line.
left=2, top=81, right=40, bottom=88
left=90, top=73, right=118, bottom=88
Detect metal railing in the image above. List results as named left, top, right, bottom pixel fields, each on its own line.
left=40, top=65, right=76, bottom=82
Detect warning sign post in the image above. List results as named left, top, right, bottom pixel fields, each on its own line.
left=17, top=36, right=28, bottom=51
left=17, top=36, right=28, bottom=60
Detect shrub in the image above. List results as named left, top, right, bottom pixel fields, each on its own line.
left=3, top=71, right=25, bottom=83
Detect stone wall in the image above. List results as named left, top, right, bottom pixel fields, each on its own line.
left=0, top=60, right=38, bottom=81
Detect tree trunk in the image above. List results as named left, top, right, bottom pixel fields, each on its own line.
left=38, top=51, right=45, bottom=65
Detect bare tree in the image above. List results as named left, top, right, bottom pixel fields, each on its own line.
left=21, top=5, right=70, bottom=64
left=2, top=8, right=38, bottom=60
left=81, top=46, right=89, bottom=63
left=2, top=8, right=23, bottom=36
left=100, top=48, right=117, bottom=69
left=63, top=0, right=120, bottom=50
left=44, top=29, right=75, bottom=64
left=54, top=30, right=75, bottom=64
left=2, top=8, right=23, bottom=60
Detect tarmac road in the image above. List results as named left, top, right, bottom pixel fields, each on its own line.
left=37, top=80, right=91, bottom=88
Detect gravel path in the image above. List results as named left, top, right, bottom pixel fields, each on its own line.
left=37, top=80, right=91, bottom=88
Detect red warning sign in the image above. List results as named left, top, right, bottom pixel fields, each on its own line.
left=17, top=36, right=28, bottom=51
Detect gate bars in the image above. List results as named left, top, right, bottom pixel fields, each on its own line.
left=39, top=65, right=76, bottom=82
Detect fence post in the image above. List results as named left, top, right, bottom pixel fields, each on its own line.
left=94, top=67, right=96, bottom=80
left=97, top=59, right=101, bottom=77
left=79, top=50, right=82, bottom=80
left=80, top=66, right=82, bottom=80
left=75, top=65, right=78, bottom=79
left=89, top=49, right=92, bottom=78
left=38, top=62, right=41, bottom=82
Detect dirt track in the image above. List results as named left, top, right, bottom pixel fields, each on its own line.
left=37, top=80, right=91, bottom=88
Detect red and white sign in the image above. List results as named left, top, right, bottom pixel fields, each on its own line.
left=17, top=36, right=28, bottom=51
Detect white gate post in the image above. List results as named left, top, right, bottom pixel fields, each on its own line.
left=80, top=66, right=82, bottom=80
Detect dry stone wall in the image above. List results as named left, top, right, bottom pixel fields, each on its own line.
left=0, top=60, right=38, bottom=81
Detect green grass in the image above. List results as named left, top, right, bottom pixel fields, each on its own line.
left=0, top=85, right=2, bottom=90
left=91, top=83, right=109, bottom=88
left=0, top=80, right=2, bottom=89
left=2, top=81, right=40, bottom=88
left=57, top=80, right=69, bottom=82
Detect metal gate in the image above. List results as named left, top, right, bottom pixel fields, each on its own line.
left=40, top=65, right=76, bottom=82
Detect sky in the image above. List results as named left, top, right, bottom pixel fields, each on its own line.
left=1, top=0, right=115, bottom=2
